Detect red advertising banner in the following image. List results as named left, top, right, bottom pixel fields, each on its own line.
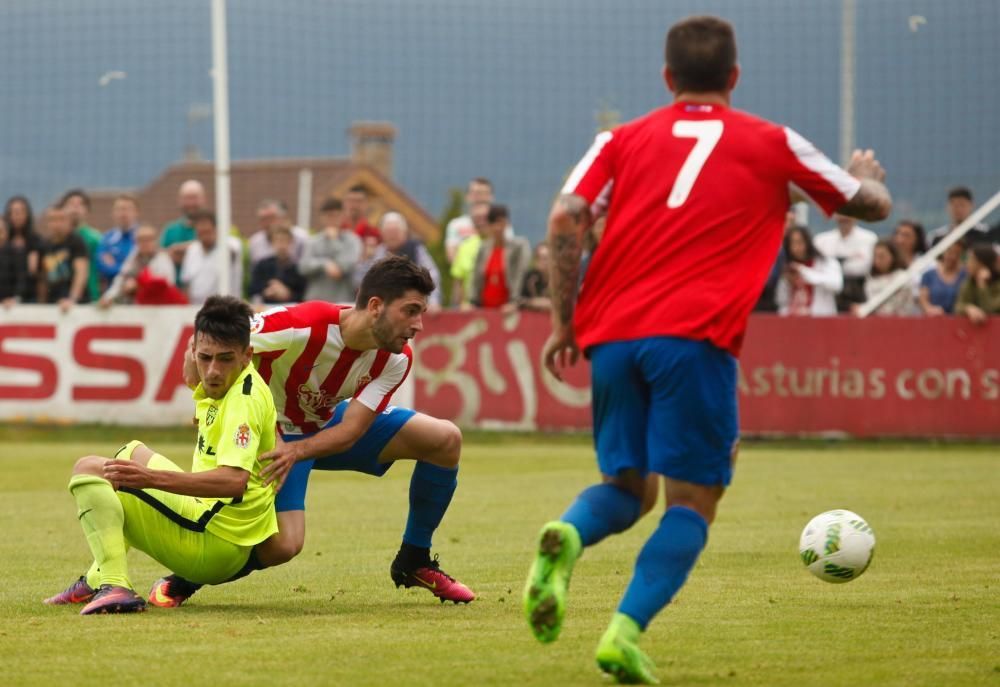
left=413, top=311, right=1000, bottom=438
left=739, top=315, right=1000, bottom=438
left=0, top=306, right=997, bottom=437
left=412, top=310, right=592, bottom=430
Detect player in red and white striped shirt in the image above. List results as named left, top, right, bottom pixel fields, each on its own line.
left=153, top=257, right=474, bottom=606
left=523, top=16, right=891, bottom=683
left=251, top=299, right=413, bottom=437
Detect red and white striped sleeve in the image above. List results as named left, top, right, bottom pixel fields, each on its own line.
left=250, top=301, right=343, bottom=353
left=355, top=347, right=413, bottom=413
left=561, top=130, right=616, bottom=213
left=250, top=305, right=293, bottom=353
left=782, top=127, right=861, bottom=216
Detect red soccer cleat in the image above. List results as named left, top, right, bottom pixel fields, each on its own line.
left=80, top=585, right=147, bottom=615
left=390, top=555, right=475, bottom=604
left=44, top=576, right=96, bottom=605
left=148, top=575, right=202, bottom=608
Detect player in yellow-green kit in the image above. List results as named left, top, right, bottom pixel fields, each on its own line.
left=44, top=295, right=278, bottom=614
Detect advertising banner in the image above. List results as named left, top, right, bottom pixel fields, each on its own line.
left=1, top=307, right=997, bottom=437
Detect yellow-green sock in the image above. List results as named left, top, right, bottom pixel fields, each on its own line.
left=68, top=474, right=132, bottom=589
left=84, top=561, right=101, bottom=590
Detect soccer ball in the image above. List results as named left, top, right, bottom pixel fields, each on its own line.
left=798, top=510, right=875, bottom=583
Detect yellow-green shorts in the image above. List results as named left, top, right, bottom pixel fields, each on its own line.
left=114, top=440, right=250, bottom=585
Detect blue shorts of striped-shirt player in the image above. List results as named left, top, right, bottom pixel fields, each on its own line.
left=275, top=399, right=416, bottom=512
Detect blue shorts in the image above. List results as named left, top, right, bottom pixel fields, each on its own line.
left=590, top=336, right=738, bottom=487
left=275, top=400, right=416, bottom=512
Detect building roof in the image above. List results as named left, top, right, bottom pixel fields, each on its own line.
left=86, top=157, right=440, bottom=242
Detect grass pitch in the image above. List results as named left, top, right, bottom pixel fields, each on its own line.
left=0, top=429, right=997, bottom=687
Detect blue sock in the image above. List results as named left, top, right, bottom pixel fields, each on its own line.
left=560, top=483, right=642, bottom=547
left=618, top=506, right=708, bottom=630
left=402, top=462, right=458, bottom=549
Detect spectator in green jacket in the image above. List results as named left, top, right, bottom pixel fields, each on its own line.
left=955, top=243, right=1000, bottom=325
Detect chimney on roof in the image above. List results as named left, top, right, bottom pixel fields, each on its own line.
left=349, top=121, right=396, bottom=178
left=183, top=144, right=203, bottom=162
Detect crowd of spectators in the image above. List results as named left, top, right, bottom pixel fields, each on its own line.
left=756, top=186, right=1000, bottom=323
left=1, top=178, right=997, bottom=324
left=0, top=176, right=553, bottom=316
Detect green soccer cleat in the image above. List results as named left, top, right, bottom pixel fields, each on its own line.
left=595, top=613, right=659, bottom=685
left=523, top=520, right=582, bottom=643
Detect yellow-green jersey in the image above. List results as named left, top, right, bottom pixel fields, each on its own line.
left=450, top=233, right=482, bottom=304
left=192, top=363, right=278, bottom=547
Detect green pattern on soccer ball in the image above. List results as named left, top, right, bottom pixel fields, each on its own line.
left=800, top=549, right=819, bottom=566
left=849, top=519, right=873, bottom=535
left=823, top=563, right=855, bottom=580
left=823, top=522, right=842, bottom=555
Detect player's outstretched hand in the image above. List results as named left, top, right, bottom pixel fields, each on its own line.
left=259, top=440, right=302, bottom=491
left=847, top=149, right=886, bottom=183
left=543, top=327, right=580, bottom=382
left=103, top=459, right=156, bottom=490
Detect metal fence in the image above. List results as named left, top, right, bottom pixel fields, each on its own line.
left=1, top=0, right=998, bottom=242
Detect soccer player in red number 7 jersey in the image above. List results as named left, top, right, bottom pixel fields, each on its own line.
left=523, top=16, right=891, bottom=684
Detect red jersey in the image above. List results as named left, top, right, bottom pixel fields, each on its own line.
left=249, top=301, right=412, bottom=435
left=349, top=219, right=382, bottom=243
left=480, top=246, right=509, bottom=307
left=564, top=101, right=860, bottom=356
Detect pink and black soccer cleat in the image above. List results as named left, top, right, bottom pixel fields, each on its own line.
left=79, top=585, right=147, bottom=615
left=148, top=575, right=202, bottom=608
left=43, top=576, right=96, bottom=605
left=390, top=555, right=475, bottom=604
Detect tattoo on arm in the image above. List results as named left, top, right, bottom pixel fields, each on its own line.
left=548, top=194, right=591, bottom=328
left=550, top=232, right=582, bottom=326
left=557, top=194, right=591, bottom=224
left=836, top=179, right=892, bottom=223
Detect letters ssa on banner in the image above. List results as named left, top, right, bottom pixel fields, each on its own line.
left=0, top=306, right=196, bottom=424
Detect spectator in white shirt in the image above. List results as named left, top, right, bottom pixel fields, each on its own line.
left=247, top=199, right=309, bottom=271
left=813, top=213, right=877, bottom=312
left=777, top=225, right=843, bottom=317
left=180, top=210, right=243, bottom=304
left=928, top=187, right=991, bottom=245
left=856, top=240, right=918, bottom=316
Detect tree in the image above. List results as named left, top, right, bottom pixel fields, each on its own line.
left=427, top=187, right=464, bottom=307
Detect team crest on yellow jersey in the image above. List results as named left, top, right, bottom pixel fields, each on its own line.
left=206, top=405, right=218, bottom=426
left=234, top=423, right=252, bottom=449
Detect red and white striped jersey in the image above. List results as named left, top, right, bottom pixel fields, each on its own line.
left=249, top=301, right=412, bottom=436
left=563, top=101, right=860, bottom=356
